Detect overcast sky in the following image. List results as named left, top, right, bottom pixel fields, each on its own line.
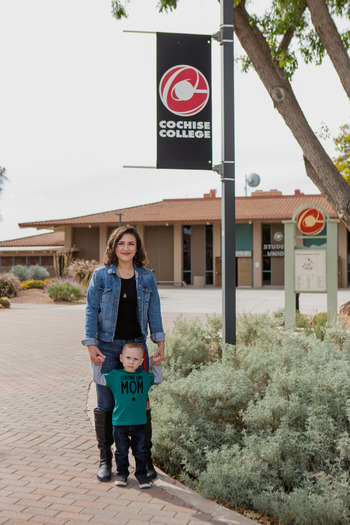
left=0, top=0, right=348, bottom=241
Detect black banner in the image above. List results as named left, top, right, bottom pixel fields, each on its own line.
left=157, top=32, right=212, bottom=170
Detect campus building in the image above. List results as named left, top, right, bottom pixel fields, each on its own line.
left=0, top=189, right=348, bottom=288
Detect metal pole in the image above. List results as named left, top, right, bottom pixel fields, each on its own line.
left=221, top=0, right=236, bottom=345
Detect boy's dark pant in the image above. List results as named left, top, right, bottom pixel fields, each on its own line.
left=113, top=424, right=147, bottom=480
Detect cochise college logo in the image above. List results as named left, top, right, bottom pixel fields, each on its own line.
left=296, top=207, right=325, bottom=235
left=159, top=65, right=210, bottom=116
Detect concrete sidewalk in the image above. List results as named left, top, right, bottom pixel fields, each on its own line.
left=0, top=300, right=257, bottom=525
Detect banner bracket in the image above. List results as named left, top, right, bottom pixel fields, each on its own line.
left=212, top=163, right=223, bottom=176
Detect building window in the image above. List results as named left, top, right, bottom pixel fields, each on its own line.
left=262, top=224, right=272, bottom=285
left=41, top=256, right=54, bottom=267
left=205, top=225, right=213, bottom=285
left=28, top=256, right=40, bottom=265
left=0, top=256, right=13, bottom=267
left=14, top=256, right=26, bottom=265
left=183, top=225, right=192, bottom=284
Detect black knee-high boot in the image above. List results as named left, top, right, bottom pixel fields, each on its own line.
left=94, top=409, right=114, bottom=482
left=145, top=409, right=157, bottom=481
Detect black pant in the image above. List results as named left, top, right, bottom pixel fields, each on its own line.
left=113, top=424, right=147, bottom=480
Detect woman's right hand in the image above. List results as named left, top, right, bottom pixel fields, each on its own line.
left=87, top=345, right=106, bottom=365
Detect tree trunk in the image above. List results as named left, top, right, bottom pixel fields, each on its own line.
left=306, top=0, right=350, bottom=100
left=234, top=0, right=350, bottom=230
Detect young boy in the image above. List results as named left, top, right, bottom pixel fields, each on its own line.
left=92, top=342, right=162, bottom=489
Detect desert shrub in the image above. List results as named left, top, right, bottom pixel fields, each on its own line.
left=21, top=279, right=45, bottom=290
left=68, top=259, right=100, bottom=287
left=46, top=280, right=83, bottom=302
left=0, top=272, right=22, bottom=297
left=10, top=264, right=49, bottom=281
left=151, top=313, right=350, bottom=525
left=29, top=264, right=49, bottom=280
left=149, top=315, right=222, bottom=379
left=271, top=308, right=333, bottom=342
left=10, top=264, right=30, bottom=281
left=0, top=296, right=10, bottom=308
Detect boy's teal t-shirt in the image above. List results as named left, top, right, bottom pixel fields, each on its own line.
left=104, top=369, right=155, bottom=426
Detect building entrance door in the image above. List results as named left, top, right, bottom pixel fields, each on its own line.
left=237, top=258, right=252, bottom=286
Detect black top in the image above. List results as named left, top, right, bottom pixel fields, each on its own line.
left=114, top=276, right=142, bottom=340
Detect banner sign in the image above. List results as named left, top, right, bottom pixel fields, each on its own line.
left=156, top=32, right=212, bottom=170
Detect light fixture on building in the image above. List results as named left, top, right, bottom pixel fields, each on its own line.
left=244, top=173, right=261, bottom=196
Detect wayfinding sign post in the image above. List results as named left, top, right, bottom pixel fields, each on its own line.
left=283, top=204, right=339, bottom=329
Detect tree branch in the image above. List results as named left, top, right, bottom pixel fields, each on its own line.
left=234, top=0, right=350, bottom=230
left=306, top=0, right=350, bottom=99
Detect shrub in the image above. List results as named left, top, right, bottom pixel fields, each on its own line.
left=21, top=279, right=46, bottom=290
left=10, top=264, right=30, bottom=281
left=150, top=313, right=350, bottom=525
left=46, top=279, right=83, bottom=302
left=0, top=296, right=10, bottom=308
left=29, top=264, right=49, bottom=280
left=0, top=272, right=22, bottom=297
left=67, top=259, right=100, bottom=287
left=10, top=264, right=49, bottom=281
left=149, top=315, right=222, bottom=379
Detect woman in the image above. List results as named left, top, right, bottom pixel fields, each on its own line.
left=82, top=225, right=165, bottom=482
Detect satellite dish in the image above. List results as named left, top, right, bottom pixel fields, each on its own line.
left=245, top=172, right=261, bottom=195
left=247, top=173, right=261, bottom=187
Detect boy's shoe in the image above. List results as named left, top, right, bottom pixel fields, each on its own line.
left=115, top=474, right=128, bottom=486
left=137, top=477, right=151, bottom=489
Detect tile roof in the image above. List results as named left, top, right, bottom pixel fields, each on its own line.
left=17, top=191, right=338, bottom=229
left=0, top=231, right=64, bottom=247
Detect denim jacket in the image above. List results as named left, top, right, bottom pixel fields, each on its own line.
left=81, top=264, right=165, bottom=347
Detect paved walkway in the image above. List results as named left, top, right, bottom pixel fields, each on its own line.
left=0, top=298, right=257, bottom=525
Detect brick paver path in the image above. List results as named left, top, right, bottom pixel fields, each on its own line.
left=0, top=303, right=256, bottom=525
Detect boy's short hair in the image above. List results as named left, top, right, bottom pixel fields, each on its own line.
left=122, top=342, right=144, bottom=357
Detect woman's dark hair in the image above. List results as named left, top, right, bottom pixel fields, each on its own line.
left=104, top=225, right=148, bottom=267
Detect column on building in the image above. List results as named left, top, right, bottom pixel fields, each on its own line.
left=253, top=222, right=262, bottom=288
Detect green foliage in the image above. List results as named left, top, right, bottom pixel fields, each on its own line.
left=21, top=279, right=47, bottom=290
left=29, top=264, right=49, bottom=280
left=272, top=307, right=333, bottom=341
left=68, top=258, right=100, bottom=288
left=149, top=315, right=222, bottom=379
left=0, top=166, right=7, bottom=196
left=151, top=313, right=350, bottom=525
left=0, top=296, right=10, bottom=308
left=46, top=280, right=83, bottom=302
left=10, top=264, right=30, bottom=281
left=333, top=123, right=350, bottom=185
left=111, top=0, right=178, bottom=19
left=111, top=0, right=128, bottom=19
left=0, top=272, right=22, bottom=298
left=10, top=264, right=49, bottom=282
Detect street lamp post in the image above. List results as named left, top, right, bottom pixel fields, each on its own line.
left=219, top=0, right=236, bottom=345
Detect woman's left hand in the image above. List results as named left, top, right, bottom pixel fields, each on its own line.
left=152, top=341, right=165, bottom=365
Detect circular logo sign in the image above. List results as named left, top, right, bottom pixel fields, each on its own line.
left=274, top=231, right=283, bottom=242
left=159, top=65, right=210, bottom=116
left=296, top=207, right=325, bottom=235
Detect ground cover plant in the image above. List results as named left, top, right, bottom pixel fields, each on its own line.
left=46, top=279, right=83, bottom=302
left=21, top=279, right=52, bottom=290
left=0, top=296, right=10, bottom=308
left=149, top=313, right=350, bottom=525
